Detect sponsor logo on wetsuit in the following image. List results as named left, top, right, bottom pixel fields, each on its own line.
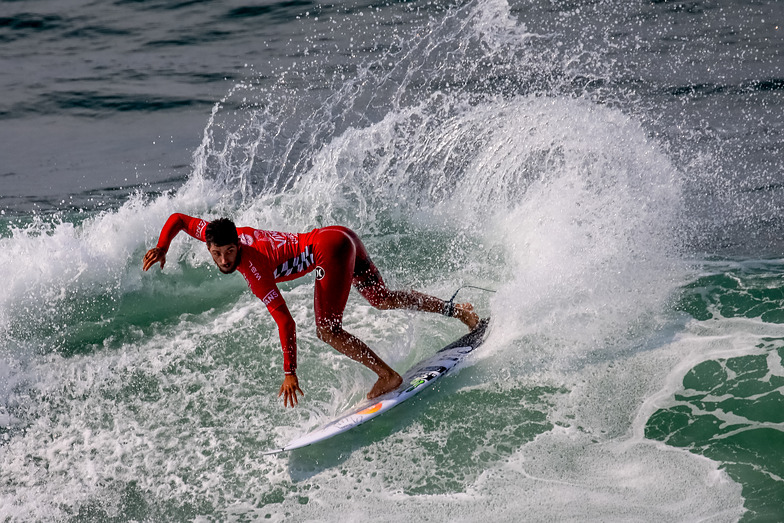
left=257, top=230, right=297, bottom=250
left=262, top=290, right=279, bottom=305
left=247, top=261, right=263, bottom=282
left=240, top=233, right=254, bottom=246
left=314, top=266, right=325, bottom=280
left=273, top=245, right=315, bottom=279
left=195, top=220, right=207, bottom=239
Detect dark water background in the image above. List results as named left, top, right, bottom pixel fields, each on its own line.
left=1, top=0, right=783, bottom=521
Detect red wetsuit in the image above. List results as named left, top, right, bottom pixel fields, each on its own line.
left=155, top=214, right=387, bottom=375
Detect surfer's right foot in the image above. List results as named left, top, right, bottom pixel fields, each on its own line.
left=454, top=303, right=480, bottom=330
left=367, top=371, right=403, bottom=399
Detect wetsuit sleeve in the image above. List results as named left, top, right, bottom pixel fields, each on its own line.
left=156, top=213, right=208, bottom=250
left=241, top=271, right=297, bottom=374
left=269, top=305, right=297, bottom=374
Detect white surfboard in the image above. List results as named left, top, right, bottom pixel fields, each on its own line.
left=263, top=318, right=490, bottom=455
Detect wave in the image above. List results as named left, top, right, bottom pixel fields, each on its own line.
left=0, top=0, right=751, bottom=520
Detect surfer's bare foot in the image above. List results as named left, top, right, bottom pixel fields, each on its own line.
left=454, top=303, right=480, bottom=330
left=367, top=371, right=403, bottom=399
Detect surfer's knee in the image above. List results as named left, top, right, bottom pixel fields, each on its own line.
left=364, top=288, right=395, bottom=310
left=354, top=266, right=393, bottom=309
left=316, top=320, right=344, bottom=343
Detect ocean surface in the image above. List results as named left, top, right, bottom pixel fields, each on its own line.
left=1, top=0, right=782, bottom=520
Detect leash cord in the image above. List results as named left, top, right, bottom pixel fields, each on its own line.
left=443, top=285, right=496, bottom=317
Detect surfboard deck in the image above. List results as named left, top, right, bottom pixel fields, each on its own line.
left=263, top=318, right=490, bottom=455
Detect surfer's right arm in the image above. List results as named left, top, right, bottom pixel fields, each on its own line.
left=142, top=213, right=208, bottom=271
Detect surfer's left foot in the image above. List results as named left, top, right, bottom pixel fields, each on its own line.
left=454, top=303, right=480, bottom=330
left=367, top=371, right=403, bottom=400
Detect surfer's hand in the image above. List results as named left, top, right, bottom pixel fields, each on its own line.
left=279, top=374, right=304, bottom=408
left=143, top=247, right=166, bottom=271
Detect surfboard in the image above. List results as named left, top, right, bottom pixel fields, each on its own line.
left=263, top=318, right=490, bottom=455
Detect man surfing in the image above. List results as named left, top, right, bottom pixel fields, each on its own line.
left=142, top=214, right=479, bottom=407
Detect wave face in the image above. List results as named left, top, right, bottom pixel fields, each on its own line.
left=1, top=0, right=781, bottom=520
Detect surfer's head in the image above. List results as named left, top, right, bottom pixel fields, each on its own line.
left=206, top=218, right=240, bottom=274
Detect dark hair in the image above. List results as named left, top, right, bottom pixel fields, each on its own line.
left=205, top=218, right=239, bottom=246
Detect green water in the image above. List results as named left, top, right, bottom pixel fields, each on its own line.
left=649, top=265, right=784, bottom=521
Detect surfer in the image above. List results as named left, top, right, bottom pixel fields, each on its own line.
left=142, top=214, right=479, bottom=407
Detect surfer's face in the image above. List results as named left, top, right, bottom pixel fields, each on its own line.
left=208, top=242, right=240, bottom=274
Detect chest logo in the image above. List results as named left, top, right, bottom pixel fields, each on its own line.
left=261, top=230, right=296, bottom=250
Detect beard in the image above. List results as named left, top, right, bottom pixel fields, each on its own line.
left=216, top=246, right=241, bottom=274
left=218, top=263, right=238, bottom=274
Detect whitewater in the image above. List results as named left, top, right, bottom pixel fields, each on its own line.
left=1, top=0, right=781, bottom=520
